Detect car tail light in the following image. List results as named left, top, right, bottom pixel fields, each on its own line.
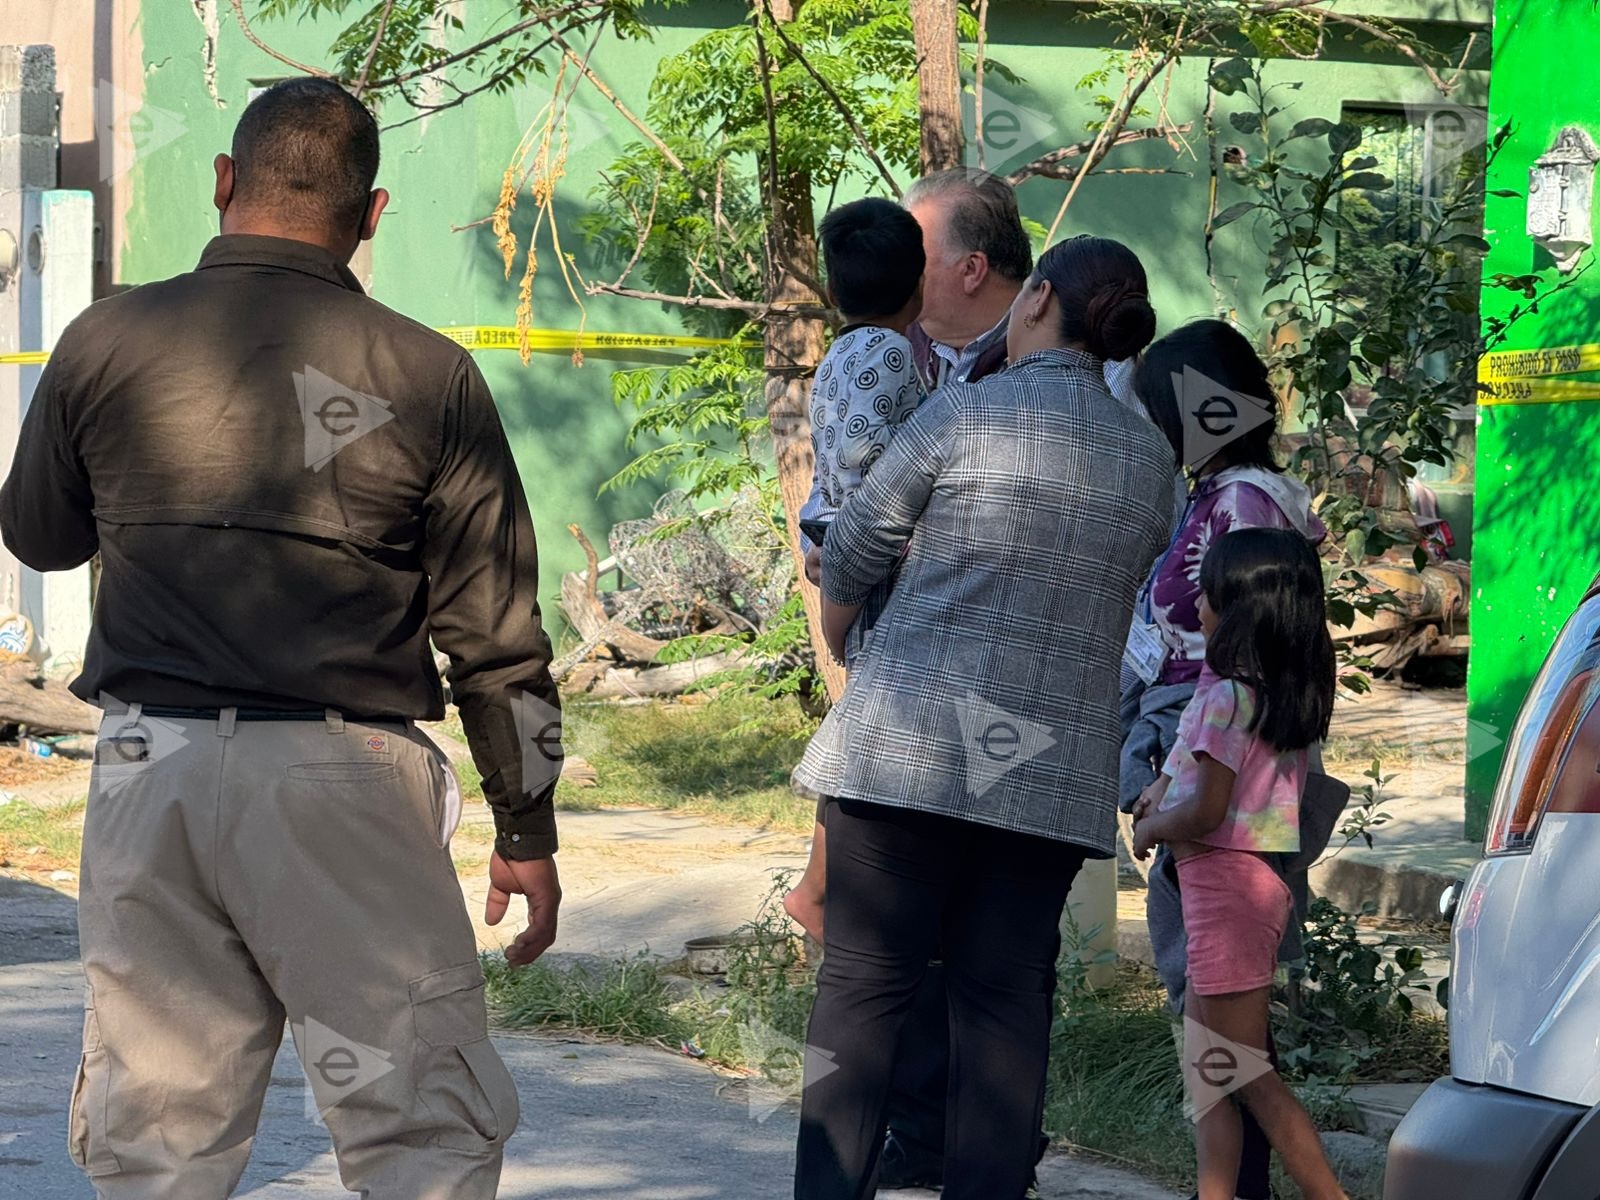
left=1485, top=597, right=1600, bottom=855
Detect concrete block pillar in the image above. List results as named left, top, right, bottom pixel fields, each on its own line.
left=1, top=44, right=94, bottom=676
left=0, top=45, right=58, bottom=191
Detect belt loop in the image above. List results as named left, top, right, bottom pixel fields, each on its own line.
left=325, top=708, right=345, bottom=735
left=217, top=706, right=238, bottom=738
left=126, top=701, right=143, bottom=724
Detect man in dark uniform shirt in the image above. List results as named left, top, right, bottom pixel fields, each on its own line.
left=0, top=79, right=559, bottom=1199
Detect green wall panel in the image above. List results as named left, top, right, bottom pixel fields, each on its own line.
left=1465, top=0, right=1600, bottom=838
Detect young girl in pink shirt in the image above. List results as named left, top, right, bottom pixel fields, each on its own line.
left=1132, top=526, right=1346, bottom=1200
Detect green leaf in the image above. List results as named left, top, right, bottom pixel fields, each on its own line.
left=1488, top=188, right=1521, bottom=198
left=1209, top=57, right=1252, bottom=96
left=1211, top=201, right=1258, bottom=230
left=1340, top=171, right=1392, bottom=191
left=1328, top=123, right=1363, bottom=156
left=1289, top=117, right=1334, bottom=140
left=1229, top=110, right=1264, bottom=136
left=1443, top=233, right=1491, bottom=252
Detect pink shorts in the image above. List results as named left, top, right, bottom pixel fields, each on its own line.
left=1176, top=847, right=1292, bottom=996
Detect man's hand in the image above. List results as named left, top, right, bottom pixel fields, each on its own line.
left=804, top=544, right=822, bottom=587
left=486, top=851, right=561, bottom=967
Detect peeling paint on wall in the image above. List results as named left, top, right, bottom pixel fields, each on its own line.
left=189, top=0, right=221, bottom=104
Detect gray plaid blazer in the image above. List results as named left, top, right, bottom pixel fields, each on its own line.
left=793, top=347, right=1174, bottom=854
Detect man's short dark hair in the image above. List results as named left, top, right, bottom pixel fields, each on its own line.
left=903, top=168, right=1033, bottom=283
left=818, top=198, right=925, bottom=319
left=231, top=78, right=380, bottom=231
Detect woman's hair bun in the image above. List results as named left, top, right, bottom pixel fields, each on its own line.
left=1085, top=282, right=1157, bottom=362
left=1033, top=235, right=1157, bottom=362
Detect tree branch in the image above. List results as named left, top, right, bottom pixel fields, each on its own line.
left=228, top=0, right=334, bottom=77
left=1006, top=123, right=1193, bottom=186
left=1045, top=12, right=1187, bottom=243
left=759, top=0, right=901, bottom=198
left=585, top=282, right=829, bottom=317
left=351, top=0, right=397, bottom=99
left=542, top=26, right=762, bottom=280
left=1313, top=9, right=1454, bottom=93
left=363, top=2, right=606, bottom=89
left=753, top=12, right=830, bottom=306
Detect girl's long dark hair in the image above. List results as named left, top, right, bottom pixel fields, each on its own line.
left=1200, top=527, right=1334, bottom=751
left=1134, top=319, right=1281, bottom=472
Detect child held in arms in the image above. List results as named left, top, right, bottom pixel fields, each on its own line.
left=783, top=196, right=926, bottom=942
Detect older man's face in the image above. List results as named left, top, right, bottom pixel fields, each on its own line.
left=907, top=197, right=966, bottom=342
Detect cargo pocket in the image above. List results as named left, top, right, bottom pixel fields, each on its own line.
left=410, top=963, right=519, bottom=1152
left=67, top=996, right=120, bottom=1176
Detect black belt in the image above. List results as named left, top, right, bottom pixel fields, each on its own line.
left=136, top=706, right=407, bottom=723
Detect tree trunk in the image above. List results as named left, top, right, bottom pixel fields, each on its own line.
left=911, top=0, right=964, bottom=173
left=761, top=0, right=847, bottom=703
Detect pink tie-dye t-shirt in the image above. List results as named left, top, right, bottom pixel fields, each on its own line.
left=1157, top=665, right=1304, bottom=853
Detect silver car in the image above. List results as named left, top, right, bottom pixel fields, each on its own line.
left=1385, top=575, right=1600, bottom=1198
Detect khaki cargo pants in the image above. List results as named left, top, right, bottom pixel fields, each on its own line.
left=71, top=707, right=519, bottom=1199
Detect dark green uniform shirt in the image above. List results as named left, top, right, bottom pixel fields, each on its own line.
left=0, top=234, right=560, bottom=859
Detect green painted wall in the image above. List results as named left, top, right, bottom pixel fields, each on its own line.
left=115, top=1, right=1488, bottom=643
left=1464, top=0, right=1600, bottom=839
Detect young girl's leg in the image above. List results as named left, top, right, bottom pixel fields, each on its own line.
left=783, top=800, right=829, bottom=942
left=1192, top=1082, right=1244, bottom=1200
left=1191, top=988, right=1348, bottom=1200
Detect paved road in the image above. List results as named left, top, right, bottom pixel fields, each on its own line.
left=0, top=822, right=1181, bottom=1199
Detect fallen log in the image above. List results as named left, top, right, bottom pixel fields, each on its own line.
left=557, top=524, right=668, bottom=672
left=567, top=651, right=750, bottom=700
left=0, top=659, right=99, bottom=735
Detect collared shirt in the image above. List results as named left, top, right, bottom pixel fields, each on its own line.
left=793, top=347, right=1173, bottom=853
left=925, top=312, right=1010, bottom=388
left=0, top=234, right=560, bottom=859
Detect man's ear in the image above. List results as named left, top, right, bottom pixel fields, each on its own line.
left=961, top=251, right=991, bottom=296
left=213, top=153, right=235, bottom=217
left=359, top=188, right=390, bottom=242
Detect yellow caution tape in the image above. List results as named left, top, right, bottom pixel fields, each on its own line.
left=439, top=326, right=748, bottom=353
left=0, top=325, right=749, bottom=366
left=1480, top=341, right=1600, bottom=381
left=1478, top=377, right=1600, bottom=406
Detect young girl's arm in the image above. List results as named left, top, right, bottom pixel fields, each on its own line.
left=1132, top=754, right=1236, bottom=857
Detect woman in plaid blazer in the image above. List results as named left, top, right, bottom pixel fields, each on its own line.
left=792, top=236, right=1175, bottom=1199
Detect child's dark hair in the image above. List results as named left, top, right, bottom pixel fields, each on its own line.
left=1200, top=527, right=1335, bottom=752
left=819, top=198, right=925, bottom=319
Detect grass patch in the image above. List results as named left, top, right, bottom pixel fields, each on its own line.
left=552, top=696, right=816, bottom=832
left=484, top=953, right=692, bottom=1043
left=486, top=878, right=816, bottom=1080
left=0, top=799, right=86, bottom=874
left=1046, top=964, right=1195, bottom=1185
left=433, top=695, right=816, bottom=832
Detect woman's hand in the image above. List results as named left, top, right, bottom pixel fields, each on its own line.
left=1130, top=816, right=1160, bottom=862
left=1131, top=775, right=1170, bottom=823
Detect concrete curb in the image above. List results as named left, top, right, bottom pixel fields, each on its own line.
left=1308, top=853, right=1468, bottom=923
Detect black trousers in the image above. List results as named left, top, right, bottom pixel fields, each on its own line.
left=794, top=800, right=1087, bottom=1200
